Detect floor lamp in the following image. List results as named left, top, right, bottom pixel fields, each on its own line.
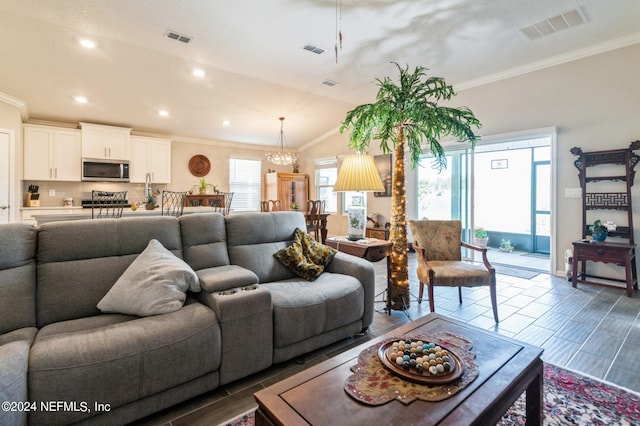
left=333, top=153, right=385, bottom=240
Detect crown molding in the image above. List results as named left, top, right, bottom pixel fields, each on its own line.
left=0, top=91, right=29, bottom=121
left=456, top=32, right=640, bottom=91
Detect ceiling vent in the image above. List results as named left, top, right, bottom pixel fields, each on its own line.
left=521, top=7, right=588, bottom=40
left=165, top=30, right=193, bottom=44
left=322, top=79, right=338, bottom=87
left=303, top=44, right=325, bottom=54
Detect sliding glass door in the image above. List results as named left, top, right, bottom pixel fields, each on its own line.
left=416, top=150, right=469, bottom=239
left=416, top=135, right=552, bottom=269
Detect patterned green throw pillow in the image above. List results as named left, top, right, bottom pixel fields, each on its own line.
left=299, top=228, right=336, bottom=267
left=274, top=228, right=337, bottom=281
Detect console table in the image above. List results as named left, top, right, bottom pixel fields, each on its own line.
left=571, top=240, right=638, bottom=297
left=570, top=143, right=640, bottom=296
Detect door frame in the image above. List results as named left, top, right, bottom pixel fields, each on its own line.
left=0, top=128, right=16, bottom=223
left=532, top=160, right=551, bottom=254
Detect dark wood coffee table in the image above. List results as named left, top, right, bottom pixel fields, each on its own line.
left=254, top=313, right=543, bottom=425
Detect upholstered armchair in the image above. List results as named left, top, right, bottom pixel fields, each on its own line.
left=408, top=219, right=498, bottom=323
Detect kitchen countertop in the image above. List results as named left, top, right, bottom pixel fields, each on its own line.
left=32, top=207, right=221, bottom=225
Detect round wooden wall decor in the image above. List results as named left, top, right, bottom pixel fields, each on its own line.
left=189, top=155, right=211, bottom=177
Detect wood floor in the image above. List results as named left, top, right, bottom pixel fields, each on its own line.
left=138, top=252, right=640, bottom=426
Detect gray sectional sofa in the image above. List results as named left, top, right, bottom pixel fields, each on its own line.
left=0, top=212, right=375, bottom=425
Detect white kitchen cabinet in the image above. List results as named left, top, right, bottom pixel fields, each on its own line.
left=80, top=122, right=131, bottom=160
left=24, top=125, right=81, bottom=181
left=130, top=136, right=171, bottom=183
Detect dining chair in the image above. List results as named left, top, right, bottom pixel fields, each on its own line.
left=306, top=199, right=325, bottom=241
left=91, top=190, right=128, bottom=219
left=261, top=199, right=282, bottom=212
left=211, top=191, right=234, bottom=216
left=408, top=219, right=499, bottom=323
left=161, top=190, right=187, bottom=217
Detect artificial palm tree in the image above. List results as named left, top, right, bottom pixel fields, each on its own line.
left=340, top=63, right=481, bottom=310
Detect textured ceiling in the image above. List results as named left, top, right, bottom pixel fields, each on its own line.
left=0, top=0, right=639, bottom=149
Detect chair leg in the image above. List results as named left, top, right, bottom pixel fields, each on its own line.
left=458, top=287, right=462, bottom=304
left=428, top=285, right=436, bottom=313
left=418, top=281, right=424, bottom=304
left=490, top=283, right=499, bottom=323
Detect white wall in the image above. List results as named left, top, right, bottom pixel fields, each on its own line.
left=302, top=43, right=640, bottom=276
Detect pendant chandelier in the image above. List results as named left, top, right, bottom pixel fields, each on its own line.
left=266, top=117, right=298, bottom=166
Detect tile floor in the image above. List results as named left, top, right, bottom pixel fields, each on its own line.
left=139, top=252, right=640, bottom=425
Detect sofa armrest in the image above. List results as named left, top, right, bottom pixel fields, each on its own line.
left=196, top=265, right=259, bottom=293
left=325, top=252, right=376, bottom=329
left=196, top=285, right=272, bottom=384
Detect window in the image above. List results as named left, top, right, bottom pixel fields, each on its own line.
left=229, top=158, right=261, bottom=211
left=315, top=158, right=338, bottom=213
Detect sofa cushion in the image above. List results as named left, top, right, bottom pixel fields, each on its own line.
left=179, top=213, right=231, bottom=270
left=264, top=272, right=364, bottom=348
left=0, top=223, right=37, bottom=334
left=36, top=217, right=183, bottom=327
left=97, top=239, right=199, bottom=317
left=0, top=327, right=37, bottom=426
left=28, top=302, right=221, bottom=425
left=274, top=229, right=337, bottom=281
left=225, top=212, right=309, bottom=283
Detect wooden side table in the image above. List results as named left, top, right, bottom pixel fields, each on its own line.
left=325, top=237, right=393, bottom=314
left=571, top=240, right=638, bottom=297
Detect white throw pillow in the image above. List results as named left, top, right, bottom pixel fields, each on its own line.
left=97, top=239, right=200, bottom=316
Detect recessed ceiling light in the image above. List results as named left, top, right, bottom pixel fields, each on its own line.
left=221, top=120, right=231, bottom=126
left=79, top=38, right=96, bottom=49
left=193, top=68, right=205, bottom=78
left=158, top=110, right=169, bottom=117
left=74, top=96, right=88, bottom=104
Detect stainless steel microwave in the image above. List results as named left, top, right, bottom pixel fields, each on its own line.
left=82, top=159, right=130, bottom=182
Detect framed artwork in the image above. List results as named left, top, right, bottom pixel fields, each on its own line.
left=491, top=159, right=508, bottom=169
left=374, top=154, right=392, bottom=197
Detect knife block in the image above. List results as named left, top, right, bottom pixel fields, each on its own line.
left=25, top=192, right=40, bottom=207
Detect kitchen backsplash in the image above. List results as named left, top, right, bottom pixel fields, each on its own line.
left=22, top=181, right=167, bottom=208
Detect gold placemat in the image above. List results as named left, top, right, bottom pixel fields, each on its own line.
left=344, top=332, right=478, bottom=405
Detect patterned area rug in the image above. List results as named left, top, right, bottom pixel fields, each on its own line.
left=498, top=363, right=640, bottom=426
left=223, top=363, right=640, bottom=426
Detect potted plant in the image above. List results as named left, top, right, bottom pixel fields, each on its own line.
left=145, top=193, right=156, bottom=210
left=340, top=63, right=481, bottom=310
left=590, top=219, right=616, bottom=242
left=499, top=239, right=515, bottom=252
left=193, top=177, right=216, bottom=195
left=474, top=227, right=489, bottom=247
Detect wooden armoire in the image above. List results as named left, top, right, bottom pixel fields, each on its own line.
left=264, top=172, right=309, bottom=211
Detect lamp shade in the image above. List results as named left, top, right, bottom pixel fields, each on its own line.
left=333, top=154, right=385, bottom=192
